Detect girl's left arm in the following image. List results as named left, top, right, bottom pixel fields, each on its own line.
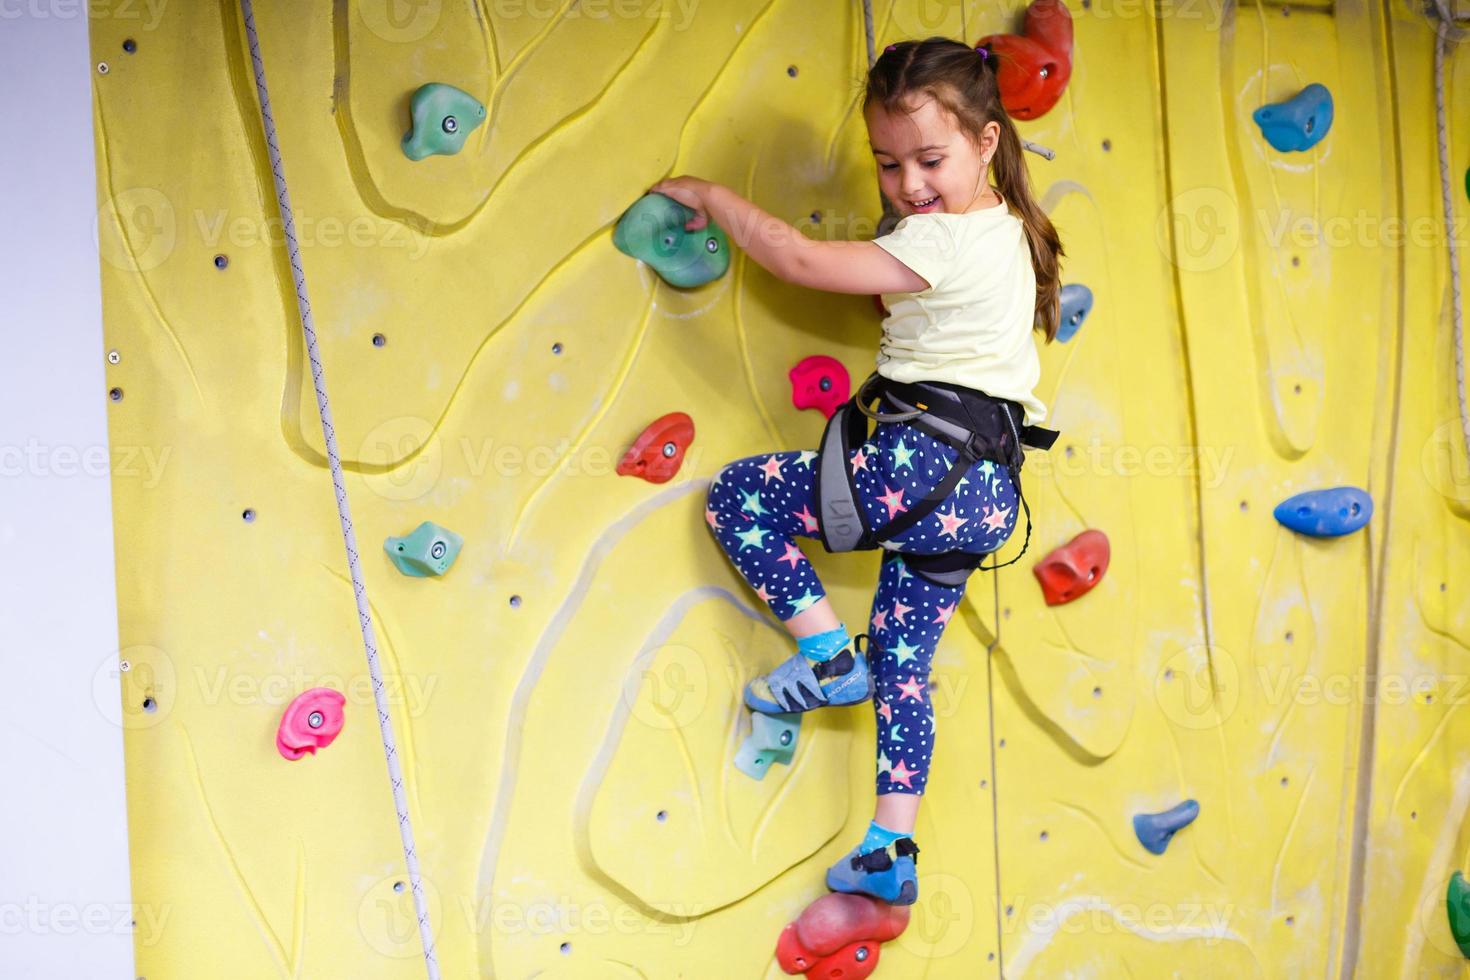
left=647, top=177, right=928, bottom=296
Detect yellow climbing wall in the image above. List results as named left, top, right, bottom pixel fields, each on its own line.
left=88, top=0, right=1469, bottom=976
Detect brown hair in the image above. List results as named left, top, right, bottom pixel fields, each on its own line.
left=865, top=37, right=1065, bottom=343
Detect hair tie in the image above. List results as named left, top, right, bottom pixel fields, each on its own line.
left=884, top=43, right=897, bottom=53
left=975, top=45, right=990, bottom=61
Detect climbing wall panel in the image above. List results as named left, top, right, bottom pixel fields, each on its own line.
left=1352, top=0, right=1470, bottom=973
left=89, top=0, right=1466, bottom=976
left=978, top=0, right=1241, bottom=973
left=92, top=0, right=1004, bottom=976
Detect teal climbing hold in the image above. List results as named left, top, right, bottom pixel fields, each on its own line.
left=1273, top=486, right=1372, bottom=538
left=735, top=710, right=800, bottom=780
left=1252, top=83, right=1333, bottom=153
left=613, top=193, right=730, bottom=288
left=384, top=521, right=463, bottom=577
left=1133, top=799, right=1199, bottom=855
left=401, top=83, right=486, bottom=161
left=1449, top=871, right=1470, bottom=958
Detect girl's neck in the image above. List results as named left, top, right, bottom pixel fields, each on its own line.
left=963, top=185, right=1002, bottom=213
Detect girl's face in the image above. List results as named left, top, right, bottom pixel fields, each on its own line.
left=865, top=93, right=999, bottom=218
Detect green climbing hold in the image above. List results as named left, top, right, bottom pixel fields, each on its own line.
left=401, top=83, right=486, bottom=161
left=734, top=710, right=800, bottom=780
left=613, top=193, right=730, bottom=288
left=384, top=521, right=463, bottom=577
left=1448, top=871, right=1470, bottom=958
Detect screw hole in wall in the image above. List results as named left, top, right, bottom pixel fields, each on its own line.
left=142, top=697, right=157, bottom=713
left=393, top=881, right=405, bottom=893
left=242, top=509, right=256, bottom=523
left=560, top=942, right=572, bottom=955
left=123, top=38, right=137, bottom=53
left=509, top=594, right=522, bottom=608
left=109, top=387, right=124, bottom=402
left=214, top=254, right=229, bottom=270
left=787, top=65, right=798, bottom=77
left=372, top=333, right=386, bottom=348
left=552, top=342, right=563, bottom=355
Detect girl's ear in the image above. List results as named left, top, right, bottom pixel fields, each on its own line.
left=983, top=120, right=1001, bottom=158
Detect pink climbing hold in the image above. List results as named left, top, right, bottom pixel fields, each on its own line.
left=789, top=355, right=851, bottom=420
left=1033, top=528, right=1110, bottom=606
left=775, top=892, right=909, bottom=978
left=276, top=688, right=346, bottom=761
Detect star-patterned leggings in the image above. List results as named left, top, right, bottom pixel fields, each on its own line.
left=705, top=419, right=1020, bottom=796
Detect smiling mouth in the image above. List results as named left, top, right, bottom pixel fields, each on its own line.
left=910, top=196, right=938, bottom=208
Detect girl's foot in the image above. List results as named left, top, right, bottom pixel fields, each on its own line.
left=825, top=836, right=920, bottom=905
left=743, top=634, right=875, bottom=715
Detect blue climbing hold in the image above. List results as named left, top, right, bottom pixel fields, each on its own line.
left=1253, top=83, right=1333, bottom=152
left=1133, top=800, right=1199, bottom=855
left=1057, top=283, right=1093, bottom=342
left=1273, top=486, right=1372, bottom=538
left=384, top=521, right=464, bottom=577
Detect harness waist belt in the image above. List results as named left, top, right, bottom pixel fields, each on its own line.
left=812, top=371, right=1060, bottom=583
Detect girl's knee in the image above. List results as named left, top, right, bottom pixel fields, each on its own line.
left=707, top=463, right=739, bottom=508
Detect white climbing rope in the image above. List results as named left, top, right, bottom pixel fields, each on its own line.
left=236, top=2, right=441, bottom=976
left=1428, top=0, right=1470, bottom=477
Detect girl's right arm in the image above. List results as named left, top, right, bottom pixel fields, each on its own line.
left=694, top=181, right=930, bottom=296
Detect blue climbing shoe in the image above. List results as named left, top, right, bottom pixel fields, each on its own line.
left=826, top=837, right=920, bottom=906
left=744, top=634, right=875, bottom=715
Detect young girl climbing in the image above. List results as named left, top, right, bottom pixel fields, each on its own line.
left=650, top=37, right=1063, bottom=906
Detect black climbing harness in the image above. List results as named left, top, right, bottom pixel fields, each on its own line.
left=813, top=371, right=1060, bottom=587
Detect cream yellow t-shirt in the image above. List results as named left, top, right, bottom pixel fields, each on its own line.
left=872, top=194, right=1047, bottom=426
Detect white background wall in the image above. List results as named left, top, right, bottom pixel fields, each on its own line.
left=0, top=10, right=136, bottom=979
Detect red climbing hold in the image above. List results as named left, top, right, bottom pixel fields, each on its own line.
left=1033, top=528, right=1110, bottom=606
left=276, top=688, right=346, bottom=760
left=617, top=412, right=695, bottom=484
left=789, top=355, right=851, bottom=420
left=775, top=892, right=910, bottom=979
left=975, top=0, right=1074, bottom=120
